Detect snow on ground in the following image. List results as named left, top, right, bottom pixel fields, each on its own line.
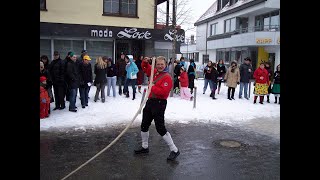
left=40, top=79, right=280, bottom=131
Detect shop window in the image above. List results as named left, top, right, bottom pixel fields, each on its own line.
left=86, top=40, right=113, bottom=65
left=103, top=0, right=137, bottom=17
left=40, top=39, right=51, bottom=58
left=40, top=0, right=47, bottom=11
left=54, top=40, right=84, bottom=59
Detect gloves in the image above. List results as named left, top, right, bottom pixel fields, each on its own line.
left=41, top=98, right=46, bottom=103
left=237, top=82, right=240, bottom=85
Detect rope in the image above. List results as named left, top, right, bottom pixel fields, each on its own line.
left=60, top=57, right=156, bottom=180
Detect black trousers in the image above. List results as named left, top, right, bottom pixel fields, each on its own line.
left=227, top=87, right=235, bottom=99
left=53, top=85, right=65, bottom=108
left=141, top=99, right=167, bottom=136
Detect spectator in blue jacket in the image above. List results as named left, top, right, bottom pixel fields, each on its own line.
left=123, top=55, right=139, bottom=100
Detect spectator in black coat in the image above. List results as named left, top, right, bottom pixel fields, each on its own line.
left=94, top=56, right=108, bottom=102
left=217, top=59, right=226, bottom=94
left=66, top=52, right=80, bottom=112
left=238, top=57, right=252, bottom=100
left=210, top=63, right=219, bottom=99
left=49, top=51, right=65, bottom=110
left=40, top=55, right=50, bottom=70
left=79, top=55, right=93, bottom=108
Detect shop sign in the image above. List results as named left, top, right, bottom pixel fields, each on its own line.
left=117, top=28, right=152, bottom=39
left=91, top=28, right=113, bottom=37
left=256, top=38, right=272, bottom=44
left=164, top=29, right=185, bottom=42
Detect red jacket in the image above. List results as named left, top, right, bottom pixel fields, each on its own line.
left=179, top=71, right=189, bottom=87
left=141, top=61, right=173, bottom=99
left=40, top=86, right=50, bottom=103
left=253, top=67, right=269, bottom=84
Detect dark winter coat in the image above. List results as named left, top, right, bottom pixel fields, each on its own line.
left=174, top=62, right=182, bottom=77
left=94, top=64, right=107, bottom=84
left=135, top=59, right=142, bottom=70
left=116, top=58, right=127, bottom=77
left=40, top=69, right=53, bottom=89
left=217, top=64, right=226, bottom=77
left=204, top=65, right=213, bottom=79
left=79, top=62, right=93, bottom=87
left=239, top=63, right=252, bottom=83
left=273, top=71, right=280, bottom=84
left=66, top=60, right=81, bottom=89
left=211, top=67, right=219, bottom=84
left=49, top=58, right=65, bottom=87
left=107, top=64, right=117, bottom=77
left=188, top=62, right=196, bottom=77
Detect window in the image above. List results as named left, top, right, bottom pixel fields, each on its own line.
left=103, top=0, right=137, bottom=17
left=225, top=18, right=236, bottom=33
left=54, top=40, right=84, bottom=59
left=40, top=0, right=46, bottom=11
left=40, top=39, right=51, bottom=57
left=210, top=23, right=217, bottom=36
left=255, top=10, right=280, bottom=31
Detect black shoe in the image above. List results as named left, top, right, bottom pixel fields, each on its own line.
left=53, top=107, right=59, bottom=110
left=212, top=97, right=217, bottom=100
left=59, top=106, right=65, bottom=110
left=245, top=97, right=249, bottom=100
left=134, top=147, right=149, bottom=154
left=259, top=102, right=263, bottom=104
left=82, top=106, right=85, bottom=108
left=102, top=99, right=105, bottom=103
left=267, top=100, right=270, bottom=103
left=254, top=100, right=257, bottom=104
left=190, top=96, right=193, bottom=101
left=228, top=98, right=232, bottom=100
left=69, top=109, right=77, bottom=112
left=86, top=104, right=88, bottom=106
left=231, top=97, right=235, bottom=100
left=167, top=150, right=180, bottom=161
left=239, top=97, right=242, bottom=99
left=126, top=92, right=130, bottom=98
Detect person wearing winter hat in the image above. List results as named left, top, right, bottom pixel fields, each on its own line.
left=178, top=66, right=193, bottom=101
left=40, top=76, right=50, bottom=119
left=135, top=56, right=180, bottom=161
left=123, top=55, right=139, bottom=100
left=66, top=52, right=80, bottom=112
left=79, top=54, right=93, bottom=108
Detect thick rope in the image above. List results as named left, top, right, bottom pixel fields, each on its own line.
left=61, top=57, right=156, bottom=180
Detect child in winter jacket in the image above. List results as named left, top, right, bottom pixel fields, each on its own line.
left=40, top=76, right=51, bottom=119
left=178, top=66, right=193, bottom=101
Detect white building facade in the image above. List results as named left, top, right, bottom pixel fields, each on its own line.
left=181, top=0, right=280, bottom=71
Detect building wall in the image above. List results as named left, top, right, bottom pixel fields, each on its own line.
left=208, top=3, right=266, bottom=35
left=196, top=24, right=208, bottom=51
left=40, top=0, right=155, bottom=29
left=207, top=31, right=280, bottom=49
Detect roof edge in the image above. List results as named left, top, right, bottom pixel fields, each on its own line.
left=194, top=0, right=267, bottom=26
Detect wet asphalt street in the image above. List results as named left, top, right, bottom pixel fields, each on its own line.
left=40, top=119, right=280, bottom=180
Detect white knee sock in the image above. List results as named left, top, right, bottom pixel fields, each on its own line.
left=141, top=131, right=149, bottom=148
left=162, top=132, right=178, bottom=152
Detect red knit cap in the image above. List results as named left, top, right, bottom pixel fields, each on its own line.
left=40, top=76, right=47, bottom=83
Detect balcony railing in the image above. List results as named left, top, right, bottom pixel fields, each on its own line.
left=234, top=25, right=280, bottom=34
left=207, top=25, right=280, bottom=41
